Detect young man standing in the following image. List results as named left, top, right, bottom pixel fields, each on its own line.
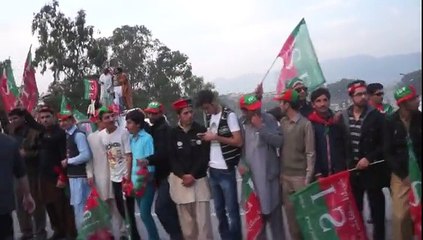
left=97, top=107, right=141, bottom=240
left=385, top=85, right=421, bottom=240
left=341, top=80, right=387, bottom=240
left=144, top=101, right=183, bottom=240
left=274, top=89, right=315, bottom=240
left=8, top=108, right=46, bottom=240
left=308, top=88, right=346, bottom=178
left=58, top=112, right=92, bottom=230
left=239, top=94, right=285, bottom=239
left=367, top=83, right=394, bottom=115
left=168, top=98, right=213, bottom=240
left=0, top=133, right=35, bottom=240
left=196, top=89, right=243, bottom=240
left=38, top=106, right=76, bottom=239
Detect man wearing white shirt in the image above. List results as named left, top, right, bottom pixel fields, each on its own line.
left=196, top=90, right=243, bottom=240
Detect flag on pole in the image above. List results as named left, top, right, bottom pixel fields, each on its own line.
left=77, top=187, right=113, bottom=240
left=290, top=171, right=367, bottom=240
left=84, top=78, right=99, bottom=100
left=20, top=46, right=39, bottom=113
left=0, top=60, right=19, bottom=112
left=60, top=95, right=73, bottom=116
left=407, top=137, right=422, bottom=238
left=276, top=18, right=326, bottom=93
left=242, top=170, right=264, bottom=240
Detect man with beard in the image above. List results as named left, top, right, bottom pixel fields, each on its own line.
left=274, top=89, right=315, bottom=240
left=340, top=80, right=388, bottom=240
left=308, top=88, right=346, bottom=178
left=144, top=101, right=183, bottom=240
left=8, top=108, right=46, bottom=240
left=385, top=85, right=421, bottom=240
left=38, top=106, right=77, bottom=239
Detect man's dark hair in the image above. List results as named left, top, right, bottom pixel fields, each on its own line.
left=126, top=110, right=146, bottom=129
left=8, top=108, right=26, bottom=117
left=195, top=89, right=216, bottom=107
left=367, top=83, right=384, bottom=95
left=116, top=67, right=123, bottom=74
left=311, top=88, right=331, bottom=102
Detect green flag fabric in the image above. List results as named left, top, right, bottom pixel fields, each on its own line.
left=276, top=18, right=326, bottom=93
left=407, top=137, right=422, bottom=238
left=290, top=171, right=367, bottom=240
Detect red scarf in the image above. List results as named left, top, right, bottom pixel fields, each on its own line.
left=308, top=111, right=335, bottom=126
left=369, top=101, right=383, bottom=112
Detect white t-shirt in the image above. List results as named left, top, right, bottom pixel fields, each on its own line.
left=209, top=111, right=241, bottom=169
left=99, top=127, right=131, bottom=182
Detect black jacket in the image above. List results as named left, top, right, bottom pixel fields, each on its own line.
left=299, top=100, right=313, bottom=118
left=39, top=125, right=67, bottom=181
left=341, top=106, right=390, bottom=188
left=169, top=122, right=210, bottom=179
left=146, top=117, right=172, bottom=183
left=384, top=110, right=422, bottom=179
left=309, top=111, right=346, bottom=177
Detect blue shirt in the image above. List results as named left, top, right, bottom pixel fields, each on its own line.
left=130, top=129, right=155, bottom=180
left=66, top=125, right=92, bottom=165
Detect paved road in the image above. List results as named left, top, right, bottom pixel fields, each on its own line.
left=13, top=188, right=392, bottom=239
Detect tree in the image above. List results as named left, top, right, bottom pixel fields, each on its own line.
left=32, top=0, right=107, bottom=111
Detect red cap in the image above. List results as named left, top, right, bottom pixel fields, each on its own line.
left=239, top=94, right=262, bottom=111
left=144, top=101, right=164, bottom=114
left=172, top=98, right=192, bottom=111
left=57, top=113, right=73, bottom=121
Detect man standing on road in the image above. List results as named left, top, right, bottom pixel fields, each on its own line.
left=239, top=94, right=285, bottom=239
left=196, top=89, right=243, bottom=240
left=0, top=132, right=35, bottom=240
left=58, top=112, right=92, bottom=231
left=38, top=106, right=77, bottom=239
left=341, top=80, right=388, bottom=240
left=8, top=108, right=46, bottom=240
left=274, top=89, right=315, bottom=240
left=385, top=85, right=421, bottom=240
left=144, top=101, right=183, bottom=240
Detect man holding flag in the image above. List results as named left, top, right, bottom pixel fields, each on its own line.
left=340, top=80, right=388, bottom=240
left=385, top=85, right=421, bottom=240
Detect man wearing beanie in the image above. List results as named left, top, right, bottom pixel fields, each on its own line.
left=367, top=83, right=394, bottom=115
left=239, top=94, right=285, bottom=239
left=385, top=85, right=421, bottom=240
left=274, top=89, right=315, bottom=240
left=144, top=101, right=183, bottom=240
left=341, top=80, right=388, bottom=240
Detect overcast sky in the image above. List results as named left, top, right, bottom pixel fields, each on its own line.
left=0, top=0, right=421, bottom=94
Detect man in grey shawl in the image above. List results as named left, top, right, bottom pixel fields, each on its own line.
left=239, top=94, right=285, bottom=240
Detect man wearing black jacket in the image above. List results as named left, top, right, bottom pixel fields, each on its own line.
left=341, top=80, right=389, bottom=240
left=385, top=85, right=421, bottom=240
left=38, top=106, right=77, bottom=239
left=144, top=101, right=183, bottom=240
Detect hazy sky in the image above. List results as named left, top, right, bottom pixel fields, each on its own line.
left=0, top=0, right=421, bottom=94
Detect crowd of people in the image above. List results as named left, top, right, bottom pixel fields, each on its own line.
left=0, top=76, right=421, bottom=240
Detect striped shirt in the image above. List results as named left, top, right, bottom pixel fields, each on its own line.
left=348, top=114, right=363, bottom=161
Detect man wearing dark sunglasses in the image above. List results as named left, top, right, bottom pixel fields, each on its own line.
left=367, top=83, right=394, bottom=115
left=286, top=77, right=313, bottom=118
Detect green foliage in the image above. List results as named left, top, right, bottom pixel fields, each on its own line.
left=32, top=2, right=213, bottom=123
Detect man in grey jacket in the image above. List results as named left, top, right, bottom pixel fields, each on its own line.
left=239, top=94, right=285, bottom=239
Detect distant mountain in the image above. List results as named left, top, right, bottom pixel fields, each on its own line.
left=212, top=52, right=422, bottom=94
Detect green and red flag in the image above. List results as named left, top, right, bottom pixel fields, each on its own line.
left=407, top=137, right=422, bottom=238
left=84, top=78, right=99, bottom=100
left=242, top=170, right=264, bottom=240
left=77, top=187, right=113, bottom=240
left=0, top=60, right=19, bottom=112
left=276, top=18, right=326, bottom=93
left=19, top=46, right=39, bottom=113
left=60, top=95, right=73, bottom=116
left=290, top=171, right=367, bottom=240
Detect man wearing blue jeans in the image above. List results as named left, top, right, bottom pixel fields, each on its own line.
left=196, top=90, right=243, bottom=240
